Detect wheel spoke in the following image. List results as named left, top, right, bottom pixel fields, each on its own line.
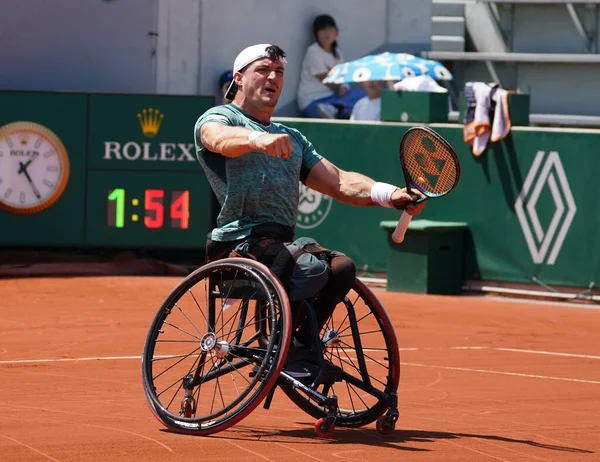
left=187, top=287, right=209, bottom=326
left=174, top=301, right=205, bottom=337
left=153, top=346, right=202, bottom=381
left=162, top=321, right=202, bottom=340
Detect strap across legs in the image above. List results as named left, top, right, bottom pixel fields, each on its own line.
left=235, top=238, right=305, bottom=289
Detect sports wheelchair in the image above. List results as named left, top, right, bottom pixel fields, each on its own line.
left=141, top=257, right=400, bottom=437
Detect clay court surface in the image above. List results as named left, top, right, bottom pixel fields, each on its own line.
left=1, top=275, right=599, bottom=461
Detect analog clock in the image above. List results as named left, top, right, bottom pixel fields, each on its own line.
left=0, top=121, right=70, bottom=214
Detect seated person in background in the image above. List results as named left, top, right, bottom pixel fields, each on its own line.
left=350, top=80, right=385, bottom=121
left=218, top=70, right=234, bottom=105
left=297, top=14, right=365, bottom=119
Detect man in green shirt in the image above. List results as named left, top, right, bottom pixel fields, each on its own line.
left=195, top=43, right=424, bottom=378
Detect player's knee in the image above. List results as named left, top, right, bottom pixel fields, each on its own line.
left=330, top=256, right=356, bottom=299
left=288, top=253, right=329, bottom=301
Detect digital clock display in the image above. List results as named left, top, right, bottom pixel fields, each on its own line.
left=106, top=188, right=190, bottom=229
left=85, top=170, right=212, bottom=248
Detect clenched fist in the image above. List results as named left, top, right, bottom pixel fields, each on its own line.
left=250, top=133, right=294, bottom=159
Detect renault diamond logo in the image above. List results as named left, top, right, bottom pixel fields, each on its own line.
left=515, top=151, right=576, bottom=265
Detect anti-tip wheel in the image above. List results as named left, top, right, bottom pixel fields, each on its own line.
left=375, top=415, right=396, bottom=434
left=180, top=396, right=196, bottom=418
left=315, top=417, right=335, bottom=438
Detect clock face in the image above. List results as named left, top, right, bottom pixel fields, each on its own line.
left=0, top=122, right=70, bottom=214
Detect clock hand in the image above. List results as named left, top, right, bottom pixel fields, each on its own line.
left=17, top=159, right=32, bottom=175
left=18, top=161, right=41, bottom=199
left=16, top=151, right=40, bottom=173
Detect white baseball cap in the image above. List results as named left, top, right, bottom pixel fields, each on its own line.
left=224, top=44, right=287, bottom=101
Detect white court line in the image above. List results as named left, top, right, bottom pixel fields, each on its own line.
left=482, top=295, right=600, bottom=310
left=1, top=345, right=599, bottom=365
left=493, top=347, right=600, bottom=360
left=0, top=356, right=141, bottom=365
left=0, top=349, right=438, bottom=364
left=402, top=362, right=600, bottom=385
left=399, top=346, right=600, bottom=359
left=398, top=346, right=487, bottom=351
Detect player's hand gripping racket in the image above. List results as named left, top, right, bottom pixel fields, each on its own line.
left=392, top=126, right=461, bottom=243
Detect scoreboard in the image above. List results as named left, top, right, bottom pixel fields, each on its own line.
left=86, top=170, right=209, bottom=247
left=0, top=91, right=215, bottom=249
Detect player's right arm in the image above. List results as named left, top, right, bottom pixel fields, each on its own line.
left=200, top=122, right=294, bottom=159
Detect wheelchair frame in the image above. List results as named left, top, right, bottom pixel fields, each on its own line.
left=142, top=257, right=400, bottom=437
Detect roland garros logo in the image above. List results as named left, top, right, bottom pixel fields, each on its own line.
left=297, top=184, right=333, bottom=229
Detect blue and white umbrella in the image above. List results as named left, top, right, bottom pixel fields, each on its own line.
left=322, top=52, right=453, bottom=84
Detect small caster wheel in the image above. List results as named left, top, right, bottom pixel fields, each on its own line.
left=315, top=416, right=335, bottom=438
left=376, top=415, right=396, bottom=435
left=180, top=396, right=196, bottom=418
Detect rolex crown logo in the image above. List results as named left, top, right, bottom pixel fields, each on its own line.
left=137, top=108, right=164, bottom=137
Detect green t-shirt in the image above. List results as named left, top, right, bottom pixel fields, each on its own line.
left=194, top=104, right=323, bottom=241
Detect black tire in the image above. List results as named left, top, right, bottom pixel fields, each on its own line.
left=280, top=279, right=400, bottom=428
left=142, top=258, right=292, bottom=435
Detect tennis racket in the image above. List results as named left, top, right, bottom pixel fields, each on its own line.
left=392, top=126, right=461, bottom=243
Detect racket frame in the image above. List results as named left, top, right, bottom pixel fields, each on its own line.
left=399, top=125, right=461, bottom=202
left=393, top=126, right=461, bottom=244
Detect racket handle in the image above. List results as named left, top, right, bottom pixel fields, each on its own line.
left=391, top=211, right=413, bottom=244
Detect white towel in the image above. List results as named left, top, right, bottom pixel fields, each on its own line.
left=472, top=83, right=492, bottom=157
left=463, top=82, right=512, bottom=157
left=491, top=89, right=511, bottom=143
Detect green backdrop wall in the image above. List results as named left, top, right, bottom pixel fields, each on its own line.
left=281, top=119, right=599, bottom=288
left=1, top=91, right=598, bottom=289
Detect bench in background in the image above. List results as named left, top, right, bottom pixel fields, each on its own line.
left=380, top=219, right=469, bottom=295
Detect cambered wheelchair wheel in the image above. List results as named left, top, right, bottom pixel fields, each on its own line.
left=142, top=258, right=292, bottom=435
left=280, top=279, right=400, bottom=428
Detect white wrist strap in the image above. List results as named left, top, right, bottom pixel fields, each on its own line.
left=371, top=182, right=398, bottom=208
left=248, top=131, right=265, bottom=148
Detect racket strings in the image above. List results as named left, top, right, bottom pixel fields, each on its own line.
left=403, top=131, right=458, bottom=195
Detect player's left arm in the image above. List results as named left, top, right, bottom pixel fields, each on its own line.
left=304, top=158, right=425, bottom=213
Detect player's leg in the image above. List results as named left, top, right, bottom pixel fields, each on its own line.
left=295, top=251, right=356, bottom=346
left=314, top=253, right=356, bottom=329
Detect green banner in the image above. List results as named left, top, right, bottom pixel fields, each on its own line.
left=432, top=126, right=598, bottom=287
left=280, top=118, right=600, bottom=288
left=0, top=91, right=88, bottom=245
left=87, top=94, right=214, bottom=171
